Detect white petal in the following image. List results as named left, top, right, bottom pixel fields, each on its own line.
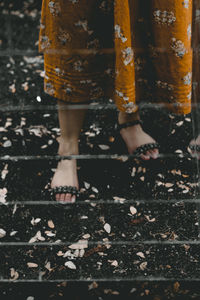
left=0, top=228, right=6, bottom=238
left=10, top=231, right=18, bottom=236
left=34, top=218, right=41, bottom=224
left=45, top=231, right=56, bottom=237
left=48, top=220, right=55, bottom=228
left=136, top=252, right=145, bottom=258
left=111, top=260, right=118, bottom=267
left=84, top=182, right=90, bottom=189
left=92, top=187, right=98, bottom=193
left=98, top=145, right=110, bottom=150
left=104, top=223, right=111, bottom=233
left=69, top=240, right=88, bottom=250
left=140, top=262, right=147, bottom=270
left=28, top=237, right=37, bottom=243
left=64, top=261, right=76, bottom=269
left=3, top=140, right=12, bottom=147
left=82, top=233, right=90, bottom=239
left=57, top=251, right=64, bottom=256
left=27, top=262, right=38, bottom=268
left=130, top=206, right=137, bottom=215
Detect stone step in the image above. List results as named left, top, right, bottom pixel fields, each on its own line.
left=0, top=202, right=198, bottom=243
left=1, top=243, right=200, bottom=280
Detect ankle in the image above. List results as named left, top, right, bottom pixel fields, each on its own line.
left=120, top=123, right=143, bottom=135
left=118, top=111, right=140, bottom=125
left=57, top=136, right=79, bottom=155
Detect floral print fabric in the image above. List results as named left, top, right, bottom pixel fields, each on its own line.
left=38, top=0, right=194, bottom=115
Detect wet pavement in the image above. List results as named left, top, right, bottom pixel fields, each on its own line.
left=1, top=1, right=200, bottom=299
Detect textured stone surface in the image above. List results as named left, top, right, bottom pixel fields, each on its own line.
left=1, top=0, right=200, bottom=299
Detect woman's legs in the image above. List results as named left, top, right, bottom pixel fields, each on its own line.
left=51, top=99, right=87, bottom=202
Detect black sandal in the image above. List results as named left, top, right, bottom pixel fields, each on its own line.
left=116, top=119, right=160, bottom=158
left=42, top=181, right=81, bottom=205
left=42, top=157, right=81, bottom=204
left=188, top=143, right=200, bottom=152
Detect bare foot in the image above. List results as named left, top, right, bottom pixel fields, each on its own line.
left=189, top=134, right=200, bottom=159
left=119, top=124, right=159, bottom=160
left=50, top=137, right=79, bottom=203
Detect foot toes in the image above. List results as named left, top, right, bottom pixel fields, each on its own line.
left=140, top=153, right=150, bottom=160
left=139, top=148, right=159, bottom=161
left=146, top=150, right=152, bottom=157
left=56, top=193, right=60, bottom=202
left=60, top=193, right=66, bottom=202
left=65, top=193, right=72, bottom=202
left=150, top=149, right=159, bottom=159
left=71, top=195, right=76, bottom=203
left=53, top=188, right=77, bottom=203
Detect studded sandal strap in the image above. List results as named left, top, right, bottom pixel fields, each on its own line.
left=134, top=142, right=160, bottom=157
left=189, top=144, right=200, bottom=152
left=50, top=185, right=80, bottom=196
left=117, top=119, right=143, bottom=131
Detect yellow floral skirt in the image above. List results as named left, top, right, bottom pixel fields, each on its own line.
left=38, top=0, right=194, bottom=115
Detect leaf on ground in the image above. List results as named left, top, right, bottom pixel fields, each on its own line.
left=104, top=223, right=111, bottom=233
left=64, top=261, right=76, bottom=269
left=69, top=240, right=88, bottom=250
left=98, top=145, right=110, bottom=150
left=82, top=233, right=91, bottom=239
left=130, top=206, right=137, bottom=215
left=136, top=252, right=145, bottom=259
left=88, top=281, right=98, bottom=290
left=27, top=262, right=38, bottom=268
left=10, top=268, right=19, bottom=280
left=48, top=220, right=55, bottom=229
left=0, top=228, right=6, bottom=238
left=139, top=262, right=147, bottom=270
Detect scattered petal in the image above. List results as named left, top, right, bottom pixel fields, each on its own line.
left=165, top=183, right=174, bottom=188
left=131, top=167, right=136, bottom=177
left=28, top=237, right=37, bottom=243
left=48, top=220, right=55, bottom=229
left=92, top=187, right=98, bottom=193
left=84, top=182, right=90, bottom=189
left=69, top=240, right=88, bottom=250
left=64, top=261, right=76, bottom=269
left=44, top=230, right=56, bottom=237
left=82, top=234, right=91, bottom=239
left=79, top=249, right=85, bottom=257
left=113, top=196, right=126, bottom=203
left=27, top=262, right=38, bottom=268
left=130, top=206, right=137, bottom=215
left=104, top=223, right=111, bottom=233
left=1, top=164, right=8, bottom=180
left=176, top=121, right=183, bottom=127
left=140, top=262, right=147, bottom=270
left=88, top=281, right=98, bottom=290
left=10, top=268, right=19, bottom=280
left=0, top=228, right=6, bottom=238
left=108, top=260, right=118, bottom=267
left=3, top=140, right=12, bottom=147
left=10, top=231, right=18, bottom=236
left=136, top=252, right=145, bottom=259
left=145, top=215, right=156, bottom=222
left=98, top=145, right=110, bottom=150
left=31, top=218, right=41, bottom=225
left=45, top=262, right=51, bottom=271
left=80, top=215, right=88, bottom=219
